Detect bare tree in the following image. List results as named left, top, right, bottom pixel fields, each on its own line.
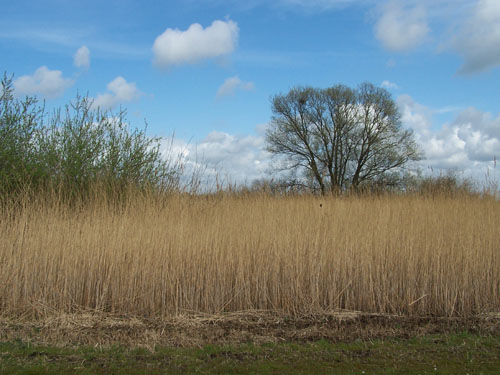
left=266, top=83, right=422, bottom=194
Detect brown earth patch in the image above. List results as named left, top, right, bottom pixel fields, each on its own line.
left=1, top=310, right=499, bottom=349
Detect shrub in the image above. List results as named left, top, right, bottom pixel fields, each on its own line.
left=0, top=73, right=182, bottom=203
left=0, top=73, right=44, bottom=195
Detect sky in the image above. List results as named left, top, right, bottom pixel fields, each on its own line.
left=1, top=0, right=500, bottom=186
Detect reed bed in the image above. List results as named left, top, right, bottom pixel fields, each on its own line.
left=1, top=192, right=499, bottom=319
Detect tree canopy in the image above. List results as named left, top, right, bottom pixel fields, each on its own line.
left=266, top=83, right=422, bottom=194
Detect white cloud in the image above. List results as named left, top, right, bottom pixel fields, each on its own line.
left=451, top=0, right=500, bottom=74
left=375, top=0, right=429, bottom=52
left=216, top=76, right=254, bottom=98
left=398, top=94, right=500, bottom=176
left=194, top=130, right=271, bottom=183
left=92, top=76, right=142, bottom=109
left=397, top=94, right=433, bottom=134
left=163, top=127, right=272, bottom=186
left=74, top=45, right=90, bottom=69
left=381, top=80, right=398, bottom=89
left=13, top=66, right=74, bottom=98
left=152, top=19, right=239, bottom=68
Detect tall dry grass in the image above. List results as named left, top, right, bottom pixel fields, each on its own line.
left=1, top=190, right=499, bottom=319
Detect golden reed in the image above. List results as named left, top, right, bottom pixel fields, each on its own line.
left=1, top=191, right=499, bottom=319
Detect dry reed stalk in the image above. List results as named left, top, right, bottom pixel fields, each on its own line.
left=1, top=192, right=499, bottom=319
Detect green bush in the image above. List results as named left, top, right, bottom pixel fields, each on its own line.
left=0, top=74, right=44, bottom=195
left=0, top=73, right=182, bottom=202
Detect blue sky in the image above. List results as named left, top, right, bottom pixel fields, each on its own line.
left=1, top=0, right=500, bottom=185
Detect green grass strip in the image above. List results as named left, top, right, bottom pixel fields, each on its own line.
left=1, top=333, right=499, bottom=375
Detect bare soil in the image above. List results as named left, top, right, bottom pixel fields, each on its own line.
left=2, top=310, right=499, bottom=349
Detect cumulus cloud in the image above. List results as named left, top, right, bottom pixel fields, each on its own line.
left=74, top=45, right=90, bottom=69
left=13, top=66, right=74, bottom=98
left=375, top=0, right=429, bottom=52
left=398, top=94, right=500, bottom=175
left=453, top=108, right=500, bottom=162
left=152, top=19, right=239, bottom=68
left=381, top=80, right=398, bottom=89
left=92, top=76, right=142, bottom=109
left=216, top=76, right=254, bottom=98
left=163, top=127, right=272, bottom=186
left=452, top=0, right=500, bottom=74
left=397, top=94, right=433, bottom=135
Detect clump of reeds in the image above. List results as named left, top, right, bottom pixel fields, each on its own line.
left=0, top=186, right=499, bottom=320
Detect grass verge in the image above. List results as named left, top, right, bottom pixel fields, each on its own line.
left=1, top=333, right=499, bottom=375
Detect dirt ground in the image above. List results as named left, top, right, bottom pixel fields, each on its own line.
left=2, top=310, right=499, bottom=349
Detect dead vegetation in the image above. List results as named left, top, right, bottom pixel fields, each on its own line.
left=1, top=310, right=499, bottom=348
left=1, top=191, right=499, bottom=339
